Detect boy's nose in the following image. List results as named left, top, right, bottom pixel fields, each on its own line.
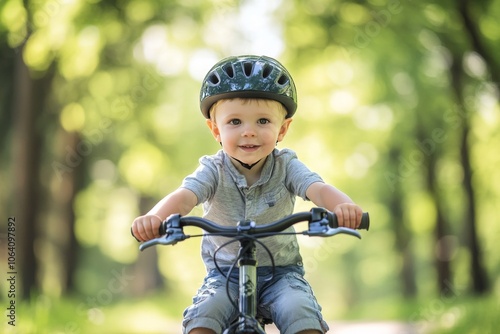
left=241, top=124, right=256, bottom=137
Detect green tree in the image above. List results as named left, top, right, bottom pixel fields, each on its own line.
left=282, top=0, right=498, bottom=301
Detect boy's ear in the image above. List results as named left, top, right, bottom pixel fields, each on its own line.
left=206, top=119, right=221, bottom=142
left=277, top=118, right=293, bottom=142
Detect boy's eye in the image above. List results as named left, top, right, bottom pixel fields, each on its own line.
left=258, top=118, right=270, bottom=124
left=229, top=119, right=241, bottom=125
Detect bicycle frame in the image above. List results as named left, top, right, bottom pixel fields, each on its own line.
left=139, top=208, right=369, bottom=333
left=231, top=227, right=266, bottom=334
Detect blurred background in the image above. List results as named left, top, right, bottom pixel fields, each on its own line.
left=1, top=0, right=499, bottom=333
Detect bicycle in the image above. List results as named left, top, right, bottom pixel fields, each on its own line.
left=139, top=207, right=370, bottom=333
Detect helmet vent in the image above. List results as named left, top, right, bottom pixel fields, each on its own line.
left=262, top=64, right=273, bottom=78
left=223, top=64, right=234, bottom=78
left=208, top=73, right=220, bottom=85
left=243, top=62, right=253, bottom=77
left=277, top=74, right=289, bottom=85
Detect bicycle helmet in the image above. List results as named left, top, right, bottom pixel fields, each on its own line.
left=200, top=55, right=297, bottom=119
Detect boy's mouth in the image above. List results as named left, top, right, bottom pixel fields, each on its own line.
left=239, top=144, right=260, bottom=151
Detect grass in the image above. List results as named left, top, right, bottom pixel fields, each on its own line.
left=343, top=293, right=500, bottom=334
left=427, top=296, right=500, bottom=334
left=2, top=293, right=498, bottom=333
left=1, top=292, right=185, bottom=334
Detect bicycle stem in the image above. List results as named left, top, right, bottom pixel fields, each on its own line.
left=235, top=222, right=266, bottom=334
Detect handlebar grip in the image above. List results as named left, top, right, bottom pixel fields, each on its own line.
left=159, top=221, right=167, bottom=235
left=330, top=212, right=370, bottom=231
left=359, top=212, right=370, bottom=230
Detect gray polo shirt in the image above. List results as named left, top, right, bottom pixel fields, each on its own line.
left=181, top=148, right=324, bottom=270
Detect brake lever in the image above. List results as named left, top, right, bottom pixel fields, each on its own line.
left=139, top=228, right=188, bottom=251
left=305, top=226, right=361, bottom=239
left=320, top=226, right=361, bottom=239
left=305, top=216, right=361, bottom=239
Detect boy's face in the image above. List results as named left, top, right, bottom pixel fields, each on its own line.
left=206, top=99, right=292, bottom=169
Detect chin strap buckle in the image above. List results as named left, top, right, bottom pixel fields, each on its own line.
left=233, top=157, right=261, bottom=170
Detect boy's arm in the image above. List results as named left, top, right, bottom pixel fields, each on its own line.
left=306, top=182, right=362, bottom=229
left=132, top=188, right=198, bottom=241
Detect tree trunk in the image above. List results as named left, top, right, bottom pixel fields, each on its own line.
left=459, top=113, right=489, bottom=294
left=387, top=147, right=417, bottom=298
left=424, top=147, right=453, bottom=295
left=11, top=46, right=42, bottom=299
left=48, top=131, right=83, bottom=293
left=449, top=51, right=489, bottom=295
left=0, top=44, right=14, bottom=157
left=458, top=0, right=500, bottom=85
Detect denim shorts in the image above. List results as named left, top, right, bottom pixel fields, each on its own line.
left=182, top=265, right=329, bottom=334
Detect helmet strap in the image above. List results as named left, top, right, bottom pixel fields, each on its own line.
left=219, top=143, right=261, bottom=169
left=232, top=157, right=261, bottom=170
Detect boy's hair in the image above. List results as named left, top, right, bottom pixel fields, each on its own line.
left=208, top=98, right=288, bottom=122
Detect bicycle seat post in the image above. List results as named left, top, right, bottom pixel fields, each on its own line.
left=236, top=220, right=265, bottom=334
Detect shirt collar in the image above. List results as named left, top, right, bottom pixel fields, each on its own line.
left=222, top=149, right=276, bottom=189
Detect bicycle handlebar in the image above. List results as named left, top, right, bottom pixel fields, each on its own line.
left=139, top=208, right=369, bottom=251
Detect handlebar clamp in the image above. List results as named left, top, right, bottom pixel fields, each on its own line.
left=307, top=207, right=331, bottom=236
left=139, top=214, right=188, bottom=251
left=162, top=214, right=186, bottom=245
left=237, top=220, right=256, bottom=233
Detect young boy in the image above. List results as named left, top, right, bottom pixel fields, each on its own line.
left=131, top=55, right=363, bottom=334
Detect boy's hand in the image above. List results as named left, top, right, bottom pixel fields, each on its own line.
left=333, top=203, right=363, bottom=229
left=131, top=215, right=163, bottom=242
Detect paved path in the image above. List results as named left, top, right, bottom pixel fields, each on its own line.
left=142, top=319, right=431, bottom=333
left=264, top=321, right=430, bottom=333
